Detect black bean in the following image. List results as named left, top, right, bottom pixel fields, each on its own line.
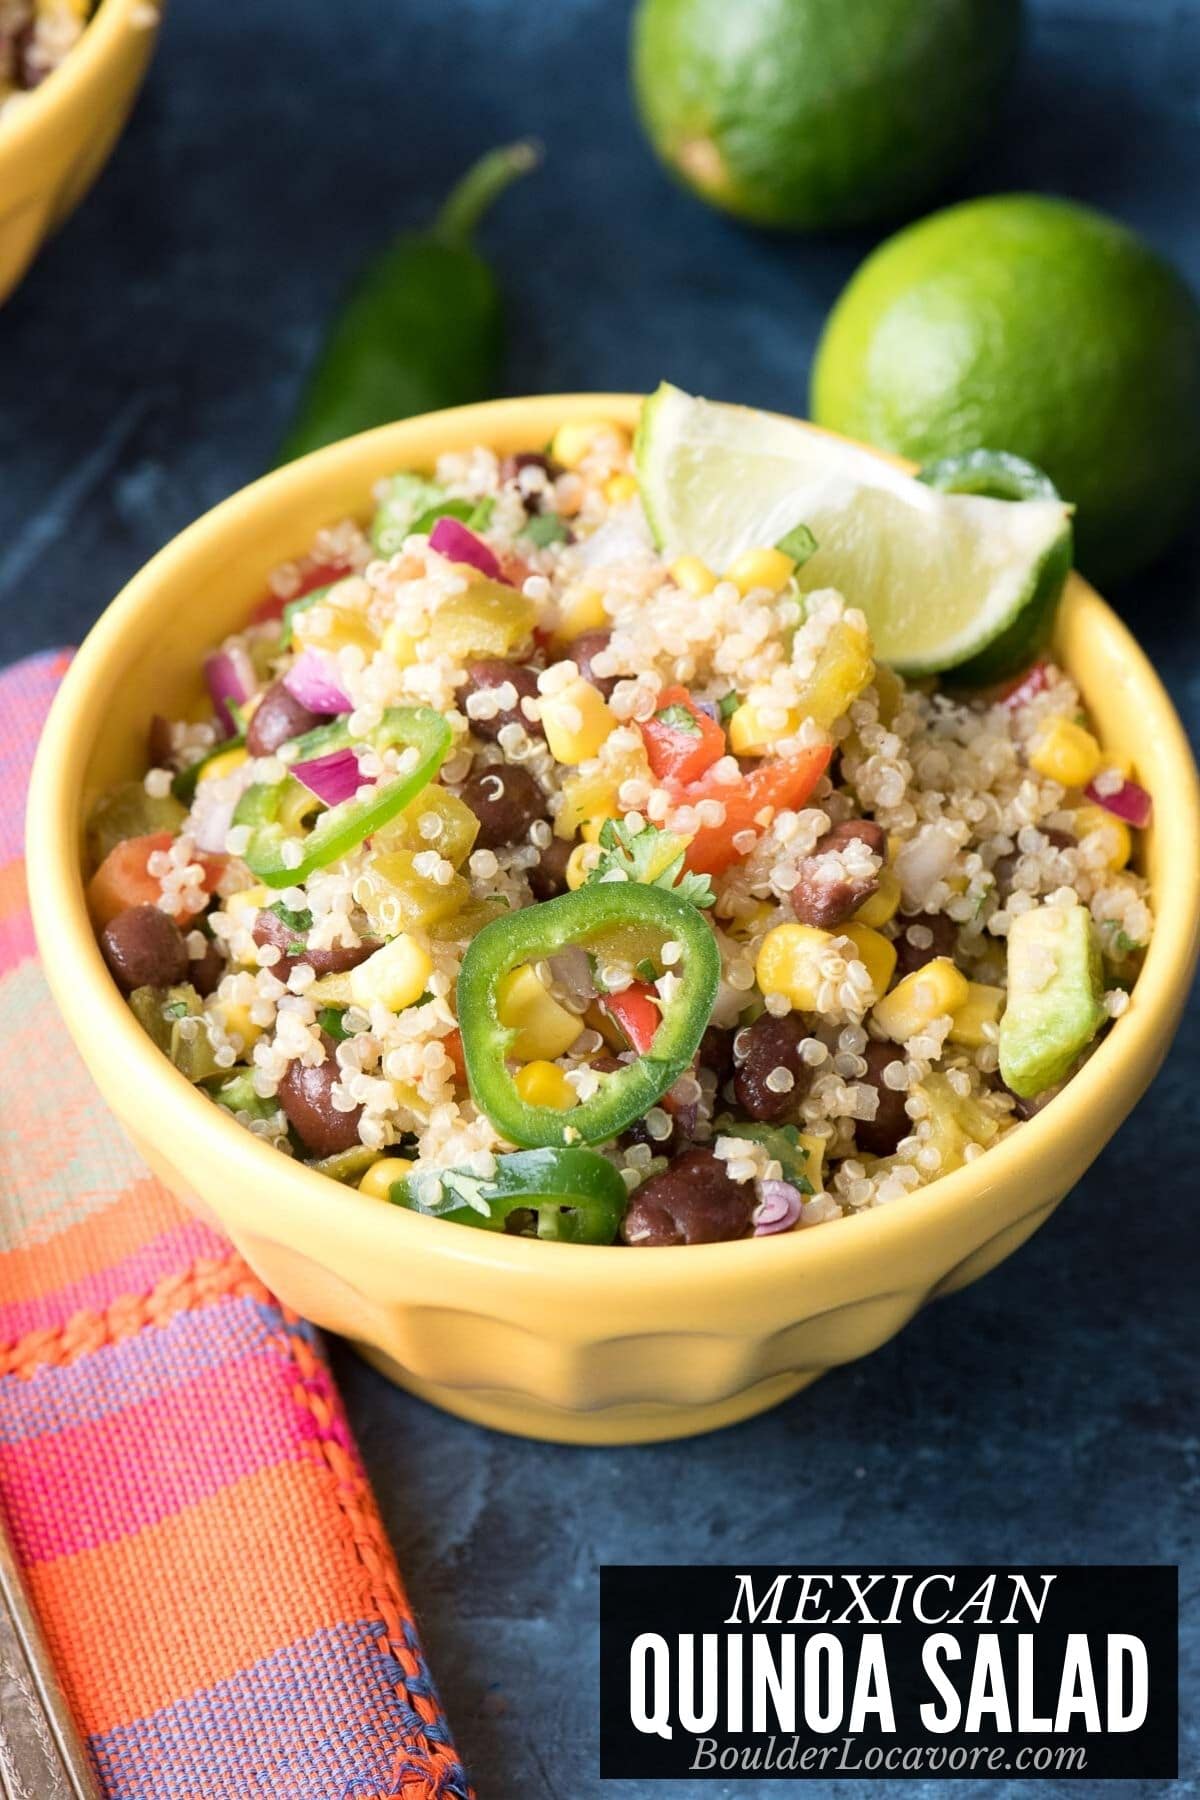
left=621, top=1146, right=756, bottom=1247
left=855, top=1040, right=912, bottom=1157
left=498, top=452, right=562, bottom=507
left=791, top=818, right=886, bottom=929
left=462, top=660, right=544, bottom=743
left=101, top=905, right=189, bottom=994
left=253, top=907, right=377, bottom=981
left=147, top=714, right=175, bottom=767
left=891, top=911, right=959, bottom=980
left=569, top=630, right=618, bottom=699
left=991, top=827, right=1076, bottom=900
left=528, top=835, right=573, bottom=902
left=188, top=939, right=226, bottom=998
left=460, top=764, right=548, bottom=850
left=278, top=1033, right=363, bottom=1157
left=698, top=1025, right=736, bottom=1090
left=246, top=678, right=322, bottom=757
left=733, top=1013, right=810, bottom=1123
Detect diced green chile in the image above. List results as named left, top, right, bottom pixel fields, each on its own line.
left=233, top=705, right=450, bottom=888
left=390, top=1148, right=627, bottom=1243
left=212, top=1069, right=281, bottom=1123
left=87, top=782, right=186, bottom=862
left=713, top=1120, right=814, bottom=1192
left=128, top=984, right=222, bottom=1084
left=308, top=1144, right=380, bottom=1184
left=457, top=883, right=720, bottom=1149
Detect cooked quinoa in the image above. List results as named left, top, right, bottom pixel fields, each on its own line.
left=87, top=415, right=1153, bottom=1247
left=0, top=0, right=92, bottom=110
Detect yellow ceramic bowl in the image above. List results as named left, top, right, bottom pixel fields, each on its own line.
left=26, top=396, right=1200, bottom=1444
left=0, top=0, right=160, bottom=305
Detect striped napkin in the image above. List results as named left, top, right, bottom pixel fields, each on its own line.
left=0, top=650, right=474, bottom=1799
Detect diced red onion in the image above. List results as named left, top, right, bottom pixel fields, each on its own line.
left=894, top=821, right=960, bottom=908
left=429, top=516, right=505, bottom=582
left=1084, top=775, right=1152, bottom=829
left=204, top=645, right=257, bottom=736
left=753, top=1179, right=805, bottom=1236
left=292, top=746, right=362, bottom=807
left=282, top=648, right=352, bottom=715
left=999, top=659, right=1051, bottom=711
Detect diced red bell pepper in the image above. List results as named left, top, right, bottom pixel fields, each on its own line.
left=678, top=744, right=832, bottom=876
left=640, top=685, right=726, bottom=786
left=87, top=832, right=225, bottom=928
left=252, top=558, right=352, bottom=624
left=997, top=659, right=1052, bottom=710
left=602, top=982, right=661, bottom=1055
left=443, top=1028, right=467, bottom=1083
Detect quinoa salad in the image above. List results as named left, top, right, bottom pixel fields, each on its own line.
left=86, top=396, right=1154, bottom=1247
left=0, top=0, right=93, bottom=111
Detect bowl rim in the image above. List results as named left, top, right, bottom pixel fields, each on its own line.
left=0, top=0, right=154, bottom=156
left=25, top=393, right=1200, bottom=1301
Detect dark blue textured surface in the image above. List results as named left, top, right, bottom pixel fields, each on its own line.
left=1, top=2, right=1196, bottom=1793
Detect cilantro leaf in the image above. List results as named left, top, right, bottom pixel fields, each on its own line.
left=317, top=1006, right=351, bottom=1042
left=776, top=522, right=818, bottom=566
left=269, top=901, right=313, bottom=934
left=654, top=702, right=701, bottom=736
left=718, top=691, right=740, bottom=721
left=586, top=818, right=715, bottom=910
left=521, top=513, right=570, bottom=548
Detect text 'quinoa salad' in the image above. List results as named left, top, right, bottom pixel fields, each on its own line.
left=87, top=389, right=1154, bottom=1247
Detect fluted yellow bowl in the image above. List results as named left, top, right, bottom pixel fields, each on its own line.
left=0, top=0, right=160, bottom=305
left=26, top=397, right=1200, bottom=1443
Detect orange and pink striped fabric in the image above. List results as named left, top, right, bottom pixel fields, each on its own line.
left=0, top=652, right=474, bottom=1799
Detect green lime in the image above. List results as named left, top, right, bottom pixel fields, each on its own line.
left=635, top=383, right=1073, bottom=677
left=811, top=194, right=1200, bottom=584
left=629, top=0, right=1021, bottom=232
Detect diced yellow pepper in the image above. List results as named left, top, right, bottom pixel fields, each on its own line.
left=565, top=842, right=599, bottom=890
left=541, top=678, right=617, bottom=765
left=839, top=922, right=897, bottom=1004
left=725, top=547, right=796, bottom=596
left=795, top=1131, right=825, bottom=1192
left=918, top=1071, right=999, bottom=1175
left=426, top=579, right=536, bottom=660
left=550, top=419, right=630, bottom=469
left=305, top=970, right=355, bottom=1005
left=727, top=698, right=801, bottom=756
left=198, top=745, right=248, bottom=785
left=514, top=1061, right=578, bottom=1111
left=871, top=957, right=970, bottom=1043
left=359, top=1156, right=414, bottom=1200
left=603, top=473, right=639, bottom=505
left=354, top=850, right=469, bottom=934
left=497, top=965, right=584, bottom=1060
left=670, top=555, right=717, bottom=598
left=1029, top=717, right=1103, bottom=788
left=854, top=866, right=901, bottom=928
left=948, top=981, right=1006, bottom=1048
left=291, top=579, right=378, bottom=658
left=1072, top=802, right=1132, bottom=870
left=377, top=787, right=479, bottom=868
left=552, top=584, right=608, bottom=646
left=381, top=620, right=420, bottom=668
left=349, top=933, right=433, bottom=1012
left=755, top=923, right=834, bottom=1011
left=555, top=739, right=650, bottom=839
left=793, top=615, right=874, bottom=732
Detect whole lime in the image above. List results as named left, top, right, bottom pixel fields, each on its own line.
left=811, top=194, right=1200, bottom=583
left=630, top=0, right=1022, bottom=232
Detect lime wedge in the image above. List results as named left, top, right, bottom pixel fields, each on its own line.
left=635, top=383, right=1074, bottom=678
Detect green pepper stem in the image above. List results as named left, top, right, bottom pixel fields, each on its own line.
left=434, top=140, right=541, bottom=246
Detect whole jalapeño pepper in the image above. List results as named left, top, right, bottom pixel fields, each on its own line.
left=278, top=141, right=540, bottom=464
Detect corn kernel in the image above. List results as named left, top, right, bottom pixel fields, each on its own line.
left=795, top=1131, right=825, bottom=1191
left=225, top=884, right=272, bottom=921
left=1029, top=717, right=1103, bottom=789
left=550, top=419, right=629, bottom=470
left=871, top=957, right=970, bottom=1043
left=669, top=555, right=717, bottom=598
left=1072, top=802, right=1132, bottom=870
left=212, top=998, right=262, bottom=1051
left=603, top=473, right=639, bottom=505
left=565, top=842, right=599, bottom=890
left=755, top=923, right=833, bottom=1012
left=794, top=615, right=874, bottom=731
left=358, top=1156, right=414, bottom=1200
left=724, top=546, right=797, bottom=596
left=727, top=699, right=801, bottom=756
left=514, top=1061, right=578, bottom=1111
left=349, top=933, right=433, bottom=1013
left=948, top=981, right=1006, bottom=1048
left=839, top=922, right=897, bottom=1004
left=381, top=620, right=420, bottom=668
left=199, top=745, right=248, bottom=785
left=540, top=677, right=617, bottom=765
left=854, top=866, right=901, bottom=928
left=497, top=965, right=584, bottom=1060
left=552, top=585, right=608, bottom=646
